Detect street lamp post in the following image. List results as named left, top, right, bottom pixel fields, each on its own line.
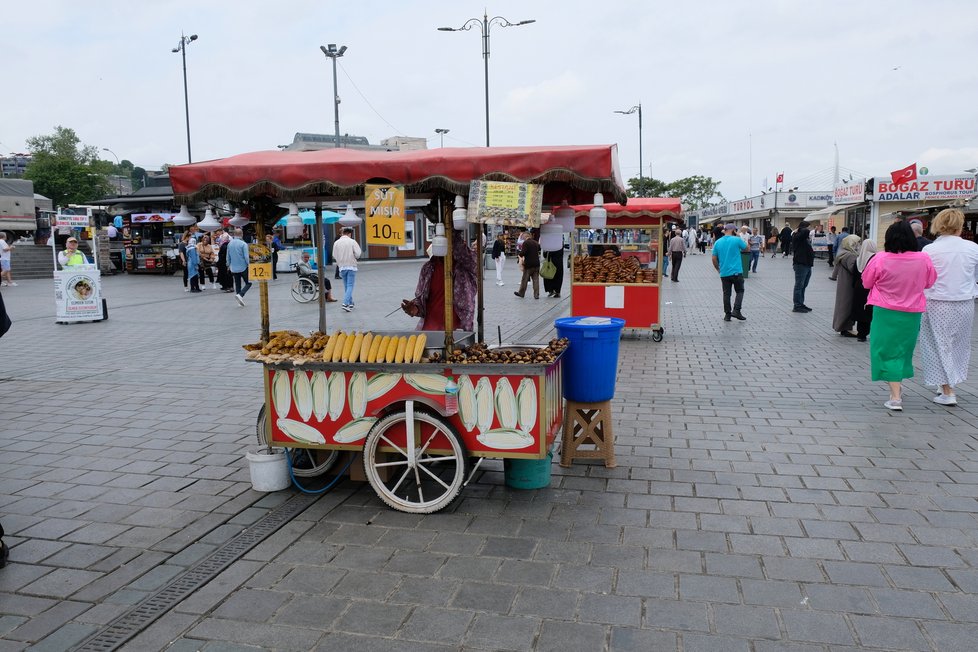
left=171, top=32, right=198, bottom=164
left=438, top=12, right=535, bottom=147
left=614, top=104, right=643, bottom=196
left=102, top=148, right=122, bottom=194
left=435, top=128, right=450, bottom=148
left=319, top=44, right=348, bottom=149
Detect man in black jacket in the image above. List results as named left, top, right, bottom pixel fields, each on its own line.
left=791, top=221, right=814, bottom=312
left=514, top=230, right=541, bottom=299
left=779, top=224, right=793, bottom=257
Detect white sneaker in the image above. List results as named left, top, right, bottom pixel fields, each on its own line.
left=884, top=399, right=903, bottom=411
left=8, top=282, right=16, bottom=286
left=185, top=288, right=190, bottom=292
left=933, top=393, right=957, bottom=406
left=0, top=282, right=7, bottom=287
left=235, top=294, right=245, bottom=307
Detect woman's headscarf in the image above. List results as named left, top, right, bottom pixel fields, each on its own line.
left=839, top=234, right=861, bottom=256
left=856, top=238, right=878, bottom=273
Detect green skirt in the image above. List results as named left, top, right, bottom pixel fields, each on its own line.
left=869, top=306, right=921, bottom=382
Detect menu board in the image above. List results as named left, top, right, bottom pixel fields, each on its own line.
left=466, top=180, right=543, bottom=227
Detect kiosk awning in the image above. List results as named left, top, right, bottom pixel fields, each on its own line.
left=806, top=203, right=866, bottom=222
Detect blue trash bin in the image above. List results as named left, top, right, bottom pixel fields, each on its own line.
left=555, top=316, right=625, bottom=402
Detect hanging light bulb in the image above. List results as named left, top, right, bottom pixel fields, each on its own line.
left=229, top=208, right=250, bottom=227
left=172, top=205, right=196, bottom=226
left=285, top=202, right=303, bottom=230
left=339, top=203, right=362, bottom=227
left=554, top=199, right=576, bottom=232
left=431, top=223, right=449, bottom=257
left=197, top=208, right=221, bottom=231
left=540, top=220, right=564, bottom=251
left=589, top=192, right=607, bottom=229
left=452, top=195, right=468, bottom=231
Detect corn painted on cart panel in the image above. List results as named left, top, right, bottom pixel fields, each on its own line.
left=263, top=360, right=563, bottom=459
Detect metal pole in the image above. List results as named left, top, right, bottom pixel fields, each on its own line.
left=181, top=37, right=192, bottom=164
left=482, top=13, right=490, bottom=147
left=476, top=226, right=484, bottom=343
left=637, top=104, right=644, bottom=196
left=332, top=56, right=341, bottom=149
left=315, top=203, right=327, bottom=333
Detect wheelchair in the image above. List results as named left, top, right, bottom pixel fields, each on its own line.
left=290, top=264, right=321, bottom=303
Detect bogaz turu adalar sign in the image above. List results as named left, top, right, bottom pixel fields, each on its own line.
left=873, top=175, right=976, bottom=202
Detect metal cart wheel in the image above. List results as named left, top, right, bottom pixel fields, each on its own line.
left=363, top=408, right=469, bottom=514
left=651, top=327, right=664, bottom=342
left=256, top=405, right=339, bottom=477
left=291, top=277, right=319, bottom=303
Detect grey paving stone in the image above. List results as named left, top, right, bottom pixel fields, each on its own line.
left=678, top=574, right=740, bottom=603
left=535, top=620, right=606, bottom=652
left=801, top=584, right=876, bottom=614
left=741, top=578, right=803, bottom=607
left=822, top=561, right=889, bottom=587
left=399, top=606, right=473, bottom=644
left=451, top=581, right=518, bottom=612
left=782, top=611, right=854, bottom=645
left=465, top=613, right=540, bottom=651
left=884, top=564, right=955, bottom=591
left=577, top=593, right=642, bottom=627
left=713, top=604, right=781, bottom=639
left=849, top=615, right=930, bottom=650
left=187, top=617, right=324, bottom=651
left=682, top=633, right=750, bottom=652
left=643, top=598, right=709, bottom=631
left=608, top=627, right=677, bottom=652
left=921, top=621, right=978, bottom=652
left=705, top=553, right=764, bottom=578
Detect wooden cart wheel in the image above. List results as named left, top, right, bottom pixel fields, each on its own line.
left=363, top=408, right=469, bottom=514
left=651, top=327, right=664, bottom=342
left=255, top=405, right=338, bottom=478
left=291, top=277, right=318, bottom=303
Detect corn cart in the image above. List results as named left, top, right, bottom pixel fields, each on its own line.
left=169, top=145, right=627, bottom=513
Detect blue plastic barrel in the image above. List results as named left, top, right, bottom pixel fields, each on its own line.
left=555, top=316, right=625, bottom=402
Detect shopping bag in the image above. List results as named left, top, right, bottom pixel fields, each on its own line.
left=539, top=258, right=557, bottom=280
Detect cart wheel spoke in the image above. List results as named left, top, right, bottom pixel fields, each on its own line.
left=362, top=409, right=468, bottom=514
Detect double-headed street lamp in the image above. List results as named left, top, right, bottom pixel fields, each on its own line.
left=102, top=147, right=122, bottom=194
left=319, top=44, right=348, bottom=149
left=171, top=32, right=198, bottom=164
left=434, top=128, right=450, bottom=148
left=438, top=13, right=535, bottom=147
left=614, top=104, right=643, bottom=196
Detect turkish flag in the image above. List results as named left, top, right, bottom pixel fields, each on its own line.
left=890, top=163, right=917, bottom=185
left=776, top=173, right=784, bottom=184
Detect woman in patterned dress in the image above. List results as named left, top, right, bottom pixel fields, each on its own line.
left=918, top=209, right=978, bottom=406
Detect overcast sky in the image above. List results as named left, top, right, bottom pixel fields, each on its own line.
left=5, top=0, right=977, bottom=199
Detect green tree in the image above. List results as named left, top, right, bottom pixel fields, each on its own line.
left=131, top=166, right=147, bottom=191
left=23, top=126, right=112, bottom=207
left=666, top=175, right=725, bottom=209
left=626, top=174, right=726, bottom=209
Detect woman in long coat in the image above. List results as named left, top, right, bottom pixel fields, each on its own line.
left=830, top=235, right=861, bottom=336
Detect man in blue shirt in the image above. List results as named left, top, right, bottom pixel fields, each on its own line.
left=227, top=228, right=252, bottom=307
left=712, top=223, right=748, bottom=321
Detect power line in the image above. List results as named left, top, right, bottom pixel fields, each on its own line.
left=336, top=59, right=405, bottom=137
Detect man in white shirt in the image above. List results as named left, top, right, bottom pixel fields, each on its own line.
left=668, top=230, right=687, bottom=282
left=332, top=228, right=362, bottom=311
left=0, top=232, right=15, bottom=286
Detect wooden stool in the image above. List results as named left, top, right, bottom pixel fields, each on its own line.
left=560, top=399, right=616, bottom=468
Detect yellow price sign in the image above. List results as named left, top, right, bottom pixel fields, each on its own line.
left=365, top=184, right=406, bottom=246
left=249, top=262, right=273, bottom=281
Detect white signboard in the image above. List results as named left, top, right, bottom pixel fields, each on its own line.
left=55, top=213, right=90, bottom=228
left=873, top=175, right=977, bottom=202
left=54, top=269, right=104, bottom=322
left=834, top=179, right=866, bottom=205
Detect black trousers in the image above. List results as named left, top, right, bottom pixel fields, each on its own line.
left=670, top=252, right=683, bottom=281
left=721, top=274, right=745, bottom=315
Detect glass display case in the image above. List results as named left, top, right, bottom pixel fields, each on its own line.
left=571, top=226, right=660, bottom=285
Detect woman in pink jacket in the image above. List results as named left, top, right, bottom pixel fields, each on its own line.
left=862, top=220, right=936, bottom=411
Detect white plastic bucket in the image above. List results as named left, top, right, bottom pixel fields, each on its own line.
left=246, top=448, right=291, bottom=492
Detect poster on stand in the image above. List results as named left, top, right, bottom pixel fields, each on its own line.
left=54, top=269, right=103, bottom=322
left=466, top=180, right=543, bottom=227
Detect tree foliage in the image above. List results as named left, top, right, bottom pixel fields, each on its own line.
left=626, top=174, right=726, bottom=209
left=23, top=126, right=112, bottom=207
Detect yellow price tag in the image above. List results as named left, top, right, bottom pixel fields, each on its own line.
left=365, top=184, right=406, bottom=246
left=249, top=262, right=273, bottom=281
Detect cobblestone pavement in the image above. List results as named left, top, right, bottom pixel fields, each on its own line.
left=2, top=251, right=978, bottom=651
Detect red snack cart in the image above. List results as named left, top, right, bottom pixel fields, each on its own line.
left=170, top=145, right=627, bottom=513
left=568, top=197, right=683, bottom=340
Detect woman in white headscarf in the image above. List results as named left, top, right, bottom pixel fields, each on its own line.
left=830, top=234, right=861, bottom=337
left=851, top=237, right=878, bottom=342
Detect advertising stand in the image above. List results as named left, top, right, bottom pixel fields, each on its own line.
left=567, top=198, right=683, bottom=340
left=170, top=145, right=627, bottom=513
left=53, top=212, right=106, bottom=323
